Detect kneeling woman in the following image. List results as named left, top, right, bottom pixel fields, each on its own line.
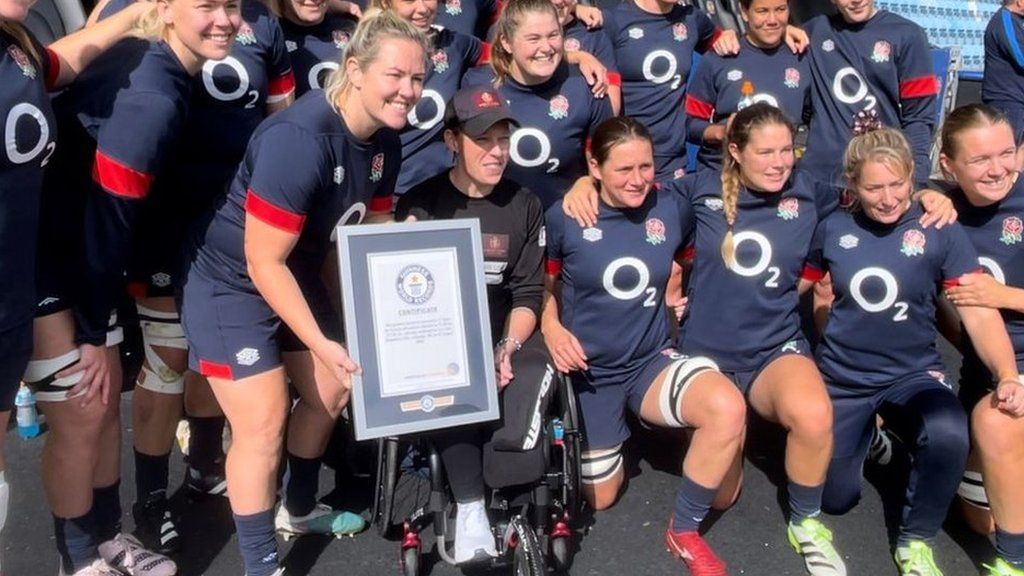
left=181, top=12, right=426, bottom=576
left=804, top=126, right=1020, bottom=576
left=395, top=85, right=550, bottom=563
left=542, top=116, right=746, bottom=576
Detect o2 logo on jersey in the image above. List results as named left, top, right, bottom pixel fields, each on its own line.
left=510, top=128, right=560, bottom=173
left=849, top=266, right=908, bottom=322
left=831, top=67, right=877, bottom=112
left=602, top=257, right=658, bottom=307
left=202, top=57, right=260, bottom=109
left=728, top=231, right=781, bottom=288
left=978, top=256, right=1007, bottom=285
left=308, top=61, right=339, bottom=92
left=4, top=103, right=54, bottom=167
left=642, top=50, right=682, bottom=90
left=1000, top=216, right=1023, bottom=245
left=408, top=89, right=445, bottom=131
left=329, top=202, right=367, bottom=241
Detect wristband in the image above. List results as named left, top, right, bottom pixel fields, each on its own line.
left=497, top=337, right=522, bottom=352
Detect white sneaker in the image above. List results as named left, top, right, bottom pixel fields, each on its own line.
left=58, top=558, right=121, bottom=576
left=98, top=533, right=177, bottom=576
left=453, top=499, right=497, bottom=564
left=274, top=502, right=366, bottom=540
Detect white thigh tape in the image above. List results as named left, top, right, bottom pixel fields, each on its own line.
left=658, top=356, right=719, bottom=428
left=958, top=470, right=990, bottom=509
left=581, top=445, right=624, bottom=485
left=136, top=305, right=187, bottom=394
left=23, top=350, right=86, bottom=402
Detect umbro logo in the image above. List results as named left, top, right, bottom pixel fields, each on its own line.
left=583, top=227, right=602, bottom=242
left=285, top=40, right=297, bottom=52
left=236, top=348, right=260, bottom=366
left=333, top=166, right=344, bottom=184
left=839, top=234, right=859, bottom=249
left=628, top=27, right=644, bottom=39
left=704, top=198, right=723, bottom=211
left=152, top=272, right=171, bottom=288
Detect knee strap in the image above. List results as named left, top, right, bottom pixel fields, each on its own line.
left=958, top=470, right=990, bottom=510
left=106, top=311, right=123, bottom=348
left=23, top=350, right=86, bottom=402
left=581, top=445, right=623, bottom=485
left=658, top=356, right=719, bottom=428
left=136, top=305, right=187, bottom=395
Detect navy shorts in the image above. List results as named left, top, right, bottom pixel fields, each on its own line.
left=720, top=337, right=812, bottom=396
left=572, top=350, right=675, bottom=450
left=0, top=321, right=32, bottom=412
left=182, top=273, right=342, bottom=381
left=827, top=370, right=954, bottom=459
left=126, top=190, right=205, bottom=299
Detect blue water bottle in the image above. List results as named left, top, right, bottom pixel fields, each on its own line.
left=15, top=385, right=40, bottom=439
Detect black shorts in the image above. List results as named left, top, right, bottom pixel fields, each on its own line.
left=0, top=321, right=33, bottom=412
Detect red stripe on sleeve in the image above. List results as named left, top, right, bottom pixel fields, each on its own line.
left=92, top=150, right=153, bottom=199
left=198, top=360, right=235, bottom=380
left=244, top=189, right=306, bottom=234
left=44, top=48, right=60, bottom=91
left=268, top=70, right=296, bottom=97
left=801, top=264, right=825, bottom=282
left=698, top=27, right=723, bottom=53
left=684, top=94, right=714, bottom=120
left=899, top=75, right=940, bottom=99
left=943, top=268, right=984, bottom=289
left=126, top=282, right=148, bottom=300
left=607, top=71, right=621, bottom=87
left=477, top=42, right=491, bottom=65
left=546, top=259, right=562, bottom=275
left=681, top=246, right=696, bottom=261
left=370, top=194, right=393, bottom=213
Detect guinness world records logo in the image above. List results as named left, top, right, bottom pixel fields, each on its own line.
left=396, top=264, right=435, bottom=305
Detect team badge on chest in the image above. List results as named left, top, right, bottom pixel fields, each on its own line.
left=871, top=41, right=891, bottom=63
left=369, top=153, right=385, bottom=182
left=236, top=22, right=256, bottom=46
left=333, top=30, right=351, bottom=50
left=564, top=38, right=581, bottom=52
left=900, top=229, right=926, bottom=257
left=784, top=67, right=800, bottom=89
left=431, top=50, right=449, bottom=73
left=645, top=218, right=666, bottom=245
left=672, top=22, right=688, bottom=42
left=444, top=0, right=462, bottom=15
left=1001, top=216, right=1023, bottom=245
left=549, top=95, right=569, bottom=120
left=777, top=197, right=799, bottom=220
left=8, top=46, right=36, bottom=79
left=673, top=168, right=685, bottom=180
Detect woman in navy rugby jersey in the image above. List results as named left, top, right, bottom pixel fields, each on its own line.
left=180, top=12, right=425, bottom=575
left=804, top=126, right=1019, bottom=576
left=551, top=0, right=620, bottom=114
left=2, top=1, right=164, bottom=574
left=279, top=0, right=359, bottom=96
left=933, top=105, right=1024, bottom=576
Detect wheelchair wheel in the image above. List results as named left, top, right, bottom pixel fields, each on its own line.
left=509, top=516, right=546, bottom=576
left=400, top=546, right=420, bottom=576
left=373, top=438, right=400, bottom=537
left=558, top=376, right=584, bottom=519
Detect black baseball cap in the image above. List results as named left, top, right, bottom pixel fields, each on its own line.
left=444, top=85, right=520, bottom=137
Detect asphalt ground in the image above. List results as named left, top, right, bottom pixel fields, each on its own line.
left=2, top=341, right=997, bottom=576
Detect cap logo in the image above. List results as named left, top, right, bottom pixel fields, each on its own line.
left=476, top=90, right=500, bottom=108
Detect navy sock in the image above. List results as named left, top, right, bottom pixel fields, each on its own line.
left=134, top=450, right=170, bottom=500
left=188, top=416, right=225, bottom=473
left=996, top=527, right=1024, bottom=567
left=284, top=453, right=321, bottom=517
left=92, top=481, right=122, bottom=542
left=670, top=474, right=717, bottom=533
left=788, top=480, right=824, bottom=523
left=234, top=509, right=278, bottom=576
left=54, top=512, right=97, bottom=573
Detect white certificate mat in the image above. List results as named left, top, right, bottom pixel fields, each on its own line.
left=367, top=247, right=471, bottom=398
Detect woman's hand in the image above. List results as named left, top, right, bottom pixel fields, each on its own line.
left=916, top=189, right=958, bottom=229
left=573, top=51, right=609, bottom=99
left=669, top=295, right=688, bottom=323
left=312, top=339, right=362, bottom=389
left=946, top=274, right=1008, bottom=310
left=784, top=25, right=810, bottom=54
left=494, top=343, right=515, bottom=389
left=994, top=379, right=1024, bottom=416
left=562, top=176, right=600, bottom=228
left=711, top=29, right=740, bottom=56
left=543, top=324, right=588, bottom=373
left=574, top=4, right=602, bottom=28
left=62, top=344, right=110, bottom=407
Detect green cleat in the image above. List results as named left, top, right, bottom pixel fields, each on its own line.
left=894, top=541, right=944, bottom=576
left=983, top=558, right=1024, bottom=576
left=787, top=517, right=847, bottom=576
left=275, top=503, right=367, bottom=541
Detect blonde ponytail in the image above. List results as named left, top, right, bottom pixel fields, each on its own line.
left=131, top=5, right=168, bottom=40
left=719, top=151, right=741, bottom=268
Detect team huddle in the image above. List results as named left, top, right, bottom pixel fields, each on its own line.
left=3, top=0, right=1024, bottom=574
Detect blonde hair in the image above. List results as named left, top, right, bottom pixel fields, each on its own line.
left=323, top=8, right=428, bottom=110
left=720, top=103, right=794, bottom=267
left=491, top=0, right=560, bottom=85
left=843, top=127, right=914, bottom=202
left=2, top=21, right=41, bottom=64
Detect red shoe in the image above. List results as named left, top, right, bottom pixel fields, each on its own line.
left=665, top=528, right=727, bottom=576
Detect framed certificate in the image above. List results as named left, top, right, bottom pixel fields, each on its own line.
left=335, top=219, right=499, bottom=440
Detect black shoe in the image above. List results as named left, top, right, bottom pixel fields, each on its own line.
left=185, top=466, right=227, bottom=498
left=132, top=494, right=181, bottom=555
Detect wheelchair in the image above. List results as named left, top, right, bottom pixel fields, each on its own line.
left=371, top=372, right=583, bottom=576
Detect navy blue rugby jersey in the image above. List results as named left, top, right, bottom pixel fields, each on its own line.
left=463, top=63, right=612, bottom=209
left=952, top=179, right=1024, bottom=373
left=280, top=12, right=358, bottom=97
left=805, top=205, right=980, bottom=388
left=396, top=27, right=486, bottom=195
left=602, top=1, right=719, bottom=172
left=435, top=0, right=499, bottom=40
left=1, top=29, right=59, bottom=331
left=190, top=91, right=399, bottom=293
left=684, top=36, right=809, bottom=172
left=56, top=40, right=193, bottom=344
left=982, top=7, right=1024, bottom=135
left=673, top=171, right=823, bottom=371
left=801, top=11, right=938, bottom=190
left=563, top=16, right=619, bottom=86
left=545, top=189, right=693, bottom=380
